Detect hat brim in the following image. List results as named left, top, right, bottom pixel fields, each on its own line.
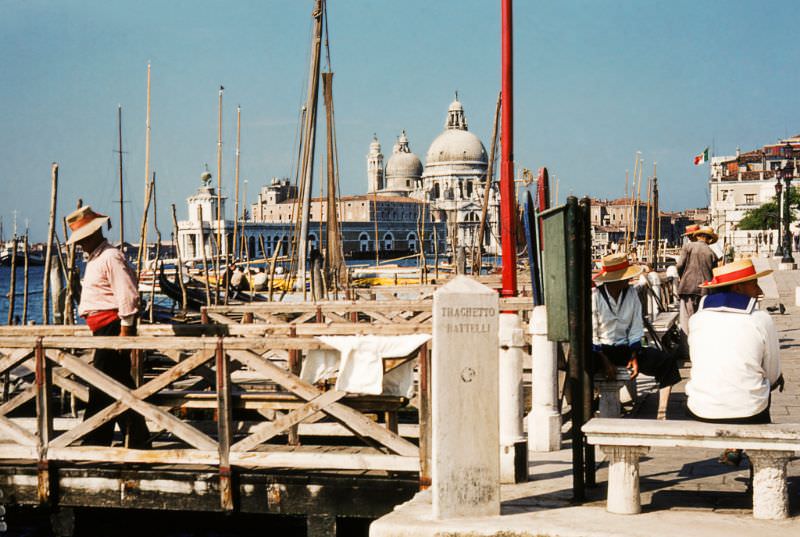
left=699, top=269, right=773, bottom=289
left=695, top=231, right=719, bottom=245
left=66, top=216, right=108, bottom=245
left=594, top=264, right=644, bottom=283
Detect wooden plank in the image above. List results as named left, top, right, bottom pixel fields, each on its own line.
left=0, top=348, right=34, bottom=375
left=232, top=390, right=347, bottom=452
left=207, top=312, right=235, bottom=325
left=291, top=311, right=317, bottom=325
left=46, top=349, right=217, bottom=451
left=230, top=451, right=419, bottom=472
left=0, top=385, right=36, bottom=416
left=0, top=414, right=37, bottom=445
left=228, top=350, right=419, bottom=457
left=49, top=349, right=216, bottom=448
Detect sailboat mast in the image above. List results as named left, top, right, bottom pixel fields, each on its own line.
left=215, top=86, right=224, bottom=303
left=297, top=0, right=324, bottom=290
left=142, top=62, right=151, bottom=265
left=233, top=105, right=241, bottom=260
left=117, top=105, right=124, bottom=246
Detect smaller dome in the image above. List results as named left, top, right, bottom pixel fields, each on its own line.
left=386, top=131, right=422, bottom=180
left=448, top=99, right=463, bottom=113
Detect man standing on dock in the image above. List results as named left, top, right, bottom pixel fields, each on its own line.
left=66, top=206, right=150, bottom=448
left=676, top=226, right=717, bottom=344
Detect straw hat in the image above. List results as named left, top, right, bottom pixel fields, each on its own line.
left=699, top=258, right=772, bottom=289
left=65, top=206, right=110, bottom=245
left=692, top=225, right=718, bottom=245
left=682, top=224, right=701, bottom=236
left=593, top=253, right=644, bottom=283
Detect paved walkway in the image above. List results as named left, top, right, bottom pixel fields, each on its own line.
left=371, top=261, right=800, bottom=537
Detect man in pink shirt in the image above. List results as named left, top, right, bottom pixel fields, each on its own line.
left=66, top=206, right=149, bottom=448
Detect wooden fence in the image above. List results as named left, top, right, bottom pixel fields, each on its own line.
left=0, top=331, right=429, bottom=511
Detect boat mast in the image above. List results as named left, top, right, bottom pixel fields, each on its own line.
left=233, top=105, right=241, bottom=260
left=215, top=86, right=224, bottom=303
left=142, top=62, right=151, bottom=265
left=117, top=104, right=125, bottom=246
left=296, top=0, right=323, bottom=291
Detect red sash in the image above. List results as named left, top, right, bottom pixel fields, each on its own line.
left=85, top=310, right=120, bottom=332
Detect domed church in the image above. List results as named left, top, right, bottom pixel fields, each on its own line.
left=367, top=97, right=500, bottom=256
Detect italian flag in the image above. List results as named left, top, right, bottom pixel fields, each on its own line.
left=694, top=147, right=709, bottom=166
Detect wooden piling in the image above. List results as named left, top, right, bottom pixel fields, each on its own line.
left=42, top=163, right=59, bottom=325
left=136, top=175, right=155, bottom=285
left=22, top=234, right=29, bottom=325
left=475, top=90, right=501, bottom=274
left=7, top=236, right=17, bottom=325
left=171, top=204, right=189, bottom=311
left=197, top=222, right=212, bottom=307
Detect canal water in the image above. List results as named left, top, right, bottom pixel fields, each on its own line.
left=0, top=265, right=46, bottom=325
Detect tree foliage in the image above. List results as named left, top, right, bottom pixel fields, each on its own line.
left=738, top=187, right=800, bottom=230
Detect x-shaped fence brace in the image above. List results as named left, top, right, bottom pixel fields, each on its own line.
left=0, top=336, right=423, bottom=510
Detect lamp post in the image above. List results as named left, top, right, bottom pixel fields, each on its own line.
left=774, top=177, right=783, bottom=257
left=780, top=142, right=795, bottom=266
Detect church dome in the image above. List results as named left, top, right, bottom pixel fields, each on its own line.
left=425, top=98, right=487, bottom=166
left=386, top=131, right=422, bottom=180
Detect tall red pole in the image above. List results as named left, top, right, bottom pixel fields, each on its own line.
left=500, top=0, right=518, bottom=297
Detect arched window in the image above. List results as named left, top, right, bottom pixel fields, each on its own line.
left=406, top=232, right=418, bottom=252
left=466, top=180, right=473, bottom=198
left=359, top=232, right=370, bottom=252
left=248, top=236, right=256, bottom=258
left=432, top=182, right=440, bottom=199
left=282, top=235, right=290, bottom=256
left=383, top=232, right=394, bottom=251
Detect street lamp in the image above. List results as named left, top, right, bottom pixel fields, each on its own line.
left=774, top=177, right=783, bottom=257
left=780, top=142, right=795, bottom=265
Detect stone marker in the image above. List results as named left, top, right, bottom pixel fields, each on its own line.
left=432, top=276, right=500, bottom=519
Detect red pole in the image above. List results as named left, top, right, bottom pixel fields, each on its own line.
left=500, top=0, right=518, bottom=297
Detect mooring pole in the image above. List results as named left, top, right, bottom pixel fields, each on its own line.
left=499, top=0, right=517, bottom=298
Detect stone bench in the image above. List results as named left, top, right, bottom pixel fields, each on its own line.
left=583, top=417, right=800, bottom=519
left=594, top=367, right=636, bottom=418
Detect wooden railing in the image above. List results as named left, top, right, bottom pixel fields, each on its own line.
left=0, top=330, right=428, bottom=511
left=201, top=296, right=534, bottom=327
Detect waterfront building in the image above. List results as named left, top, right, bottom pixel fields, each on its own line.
left=709, top=136, right=800, bottom=237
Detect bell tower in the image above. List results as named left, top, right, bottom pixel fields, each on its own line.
left=367, top=135, right=384, bottom=193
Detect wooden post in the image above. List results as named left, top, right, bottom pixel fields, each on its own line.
left=34, top=337, right=53, bottom=504
left=475, top=90, right=501, bottom=273
left=7, top=236, right=17, bottom=325
left=148, top=174, right=161, bottom=323
left=287, top=326, right=301, bottom=446
left=171, top=204, right=189, bottom=311
left=215, top=337, right=234, bottom=511
left=22, top=233, right=30, bottom=325
left=268, top=241, right=282, bottom=302
left=417, top=342, right=431, bottom=489
left=42, top=163, right=59, bottom=325
left=136, top=176, right=155, bottom=284
left=198, top=221, right=212, bottom=307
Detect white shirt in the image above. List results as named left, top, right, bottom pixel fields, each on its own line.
left=77, top=240, right=139, bottom=326
left=591, top=284, right=644, bottom=349
left=686, top=292, right=781, bottom=419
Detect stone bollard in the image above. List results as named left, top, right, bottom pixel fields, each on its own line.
left=647, top=271, right=661, bottom=314
left=432, top=276, right=500, bottom=519
left=601, top=445, right=650, bottom=515
left=795, top=287, right=800, bottom=307
left=748, top=450, right=792, bottom=520
left=499, top=312, right=526, bottom=483
left=527, top=306, right=561, bottom=454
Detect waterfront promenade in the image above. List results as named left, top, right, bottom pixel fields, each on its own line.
left=371, top=260, right=799, bottom=537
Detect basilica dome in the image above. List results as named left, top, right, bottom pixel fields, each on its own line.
left=425, top=99, right=487, bottom=166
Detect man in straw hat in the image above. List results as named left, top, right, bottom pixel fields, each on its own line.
left=66, top=206, right=150, bottom=447
left=686, top=259, right=784, bottom=428
left=593, top=253, right=681, bottom=419
left=676, top=225, right=718, bottom=344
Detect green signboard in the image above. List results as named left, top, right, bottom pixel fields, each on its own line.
left=539, top=204, right=569, bottom=341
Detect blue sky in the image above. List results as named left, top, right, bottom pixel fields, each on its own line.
left=2, top=0, right=800, bottom=241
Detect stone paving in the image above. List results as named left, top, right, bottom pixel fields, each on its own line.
left=371, top=261, right=800, bottom=537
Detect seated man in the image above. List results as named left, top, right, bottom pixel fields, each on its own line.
left=592, top=254, right=682, bottom=419
left=686, top=259, right=784, bottom=425
left=686, top=259, right=784, bottom=466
